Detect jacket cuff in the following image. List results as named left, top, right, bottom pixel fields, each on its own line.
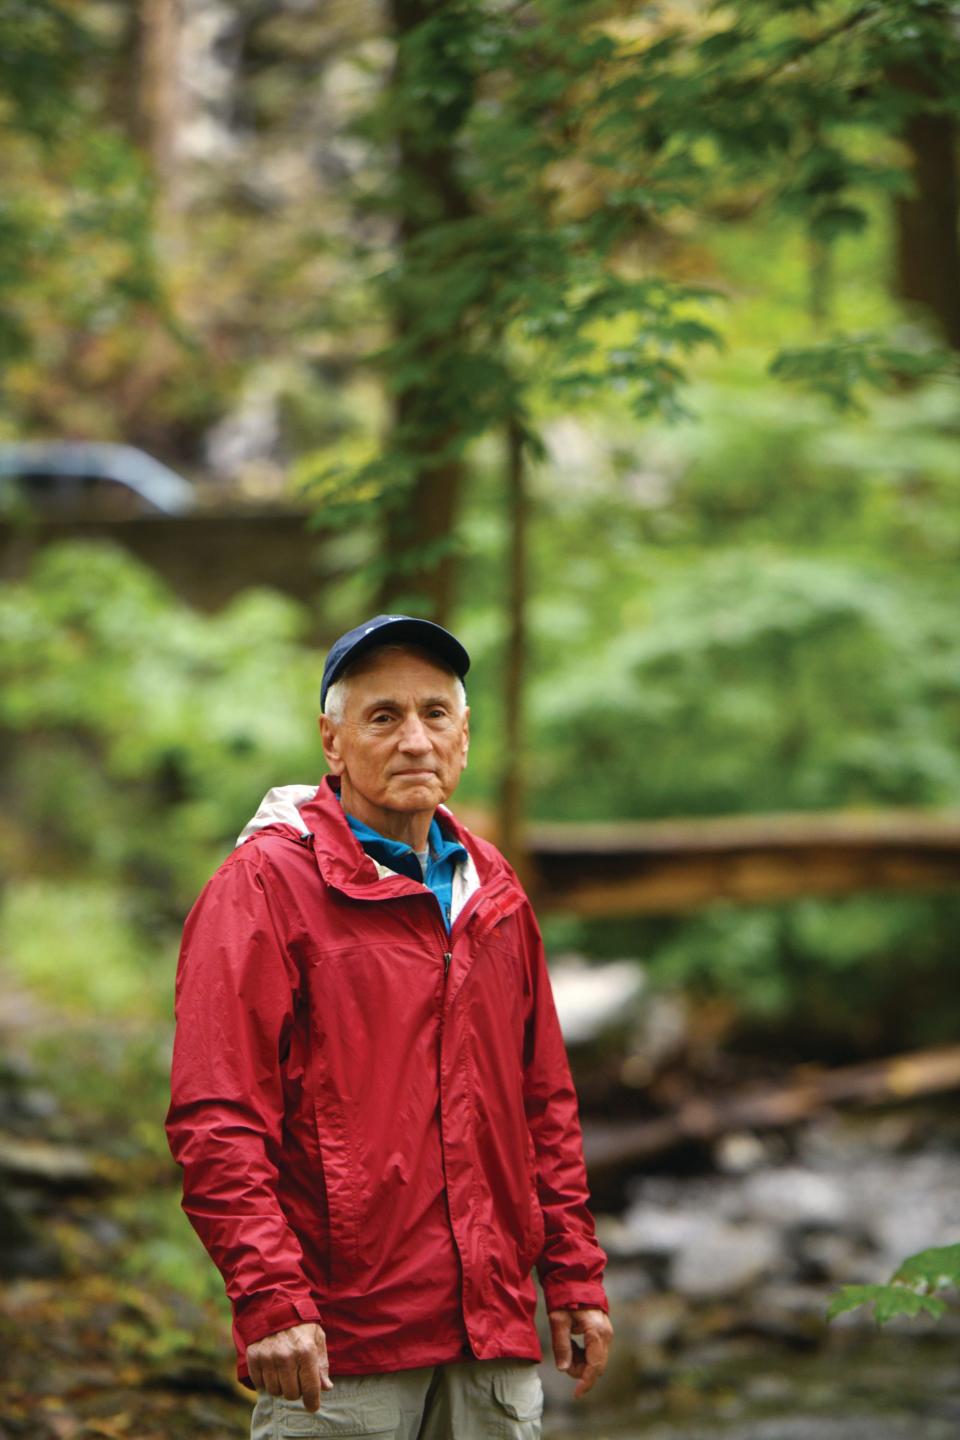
left=542, top=1280, right=609, bottom=1314
left=234, top=1293, right=323, bottom=1348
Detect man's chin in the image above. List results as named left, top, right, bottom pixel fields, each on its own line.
left=386, top=778, right=443, bottom=807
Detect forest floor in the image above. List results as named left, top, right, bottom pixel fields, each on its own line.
left=0, top=975, right=250, bottom=1440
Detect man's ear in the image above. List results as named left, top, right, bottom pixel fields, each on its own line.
left=319, top=714, right=344, bottom=775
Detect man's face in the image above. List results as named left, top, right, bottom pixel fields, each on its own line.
left=319, top=647, right=470, bottom=831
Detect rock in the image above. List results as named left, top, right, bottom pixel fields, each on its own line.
left=714, top=1131, right=769, bottom=1174
left=630, top=1292, right=689, bottom=1346
left=614, top=1203, right=705, bottom=1259
left=741, top=1166, right=851, bottom=1229
left=794, top=1228, right=877, bottom=1284
left=549, top=956, right=645, bottom=1046
left=0, top=1192, right=62, bottom=1277
left=597, top=1258, right=654, bottom=1301
left=0, top=1132, right=103, bottom=1191
left=623, top=993, right=689, bottom=1081
left=844, top=1153, right=960, bottom=1268
left=671, top=1221, right=780, bottom=1299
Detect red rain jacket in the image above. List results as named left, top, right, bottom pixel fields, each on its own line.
left=165, top=777, right=608, bottom=1379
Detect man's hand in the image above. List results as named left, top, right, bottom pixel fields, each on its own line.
left=246, top=1322, right=334, bottom=1413
left=548, top=1307, right=613, bottom=1399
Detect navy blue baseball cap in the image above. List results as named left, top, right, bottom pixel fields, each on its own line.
left=321, top=614, right=470, bottom=709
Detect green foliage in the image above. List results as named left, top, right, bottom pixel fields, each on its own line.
left=296, top=0, right=960, bottom=570
left=0, top=0, right=94, bottom=142
left=115, top=1188, right=234, bottom=1319
left=829, top=1244, right=960, bottom=1325
left=508, top=530, right=960, bottom=1037
left=0, top=2, right=163, bottom=408
left=639, top=891, right=960, bottom=1043
left=530, top=550, right=960, bottom=819
left=0, top=880, right=169, bottom=1017
left=0, top=542, right=322, bottom=909
left=829, top=1285, right=946, bottom=1324
left=770, top=336, right=956, bottom=411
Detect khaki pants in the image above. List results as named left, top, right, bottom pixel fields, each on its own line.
left=250, top=1360, right=543, bottom=1440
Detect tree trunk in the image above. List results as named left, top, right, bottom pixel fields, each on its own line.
left=497, top=416, right=529, bottom=870
left=377, top=0, right=476, bottom=623
left=890, top=40, right=960, bottom=350
left=376, top=445, right=466, bottom=625
left=134, top=0, right=182, bottom=204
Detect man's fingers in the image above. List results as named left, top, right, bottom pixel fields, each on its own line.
left=259, top=1360, right=283, bottom=1398
left=296, top=1327, right=333, bottom=1412
left=572, top=1332, right=603, bottom=1397
left=548, top=1310, right=573, bottom=1372
left=297, top=1349, right=322, bottom=1413
left=565, top=1338, right=587, bottom=1378
left=247, top=1322, right=334, bottom=1406
left=549, top=1307, right=613, bottom=1400
left=278, top=1354, right=302, bottom=1402
left=573, top=1321, right=611, bottom=1399
left=313, top=1325, right=335, bottom=1391
left=573, top=1360, right=601, bottom=1399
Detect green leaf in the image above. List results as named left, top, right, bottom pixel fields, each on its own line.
left=827, top=1283, right=947, bottom=1324
left=828, top=1242, right=960, bottom=1326
left=894, top=1243, right=960, bottom=1293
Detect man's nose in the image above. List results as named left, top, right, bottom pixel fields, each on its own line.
left=396, top=713, right=431, bottom=751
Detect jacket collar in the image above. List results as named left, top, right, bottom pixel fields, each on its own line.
left=237, top=776, right=523, bottom=933
left=299, top=776, right=503, bottom=897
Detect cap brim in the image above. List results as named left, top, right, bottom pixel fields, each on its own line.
left=326, top=618, right=470, bottom=697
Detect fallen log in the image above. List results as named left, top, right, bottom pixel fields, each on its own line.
left=584, top=1043, right=960, bottom=1173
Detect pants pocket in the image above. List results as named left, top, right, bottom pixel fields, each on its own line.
left=490, top=1365, right=543, bottom=1438
left=268, top=1393, right=400, bottom=1438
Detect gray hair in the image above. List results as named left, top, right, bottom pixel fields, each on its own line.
left=322, top=644, right=467, bottom=725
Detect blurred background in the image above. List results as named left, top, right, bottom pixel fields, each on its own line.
left=2, top=2, right=960, bottom=1437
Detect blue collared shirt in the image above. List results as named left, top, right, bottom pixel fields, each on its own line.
left=345, top=811, right=467, bottom=933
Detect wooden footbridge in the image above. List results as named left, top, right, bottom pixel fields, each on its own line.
left=523, top=808, right=960, bottom=916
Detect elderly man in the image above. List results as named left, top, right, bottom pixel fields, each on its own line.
left=166, top=614, right=612, bottom=1439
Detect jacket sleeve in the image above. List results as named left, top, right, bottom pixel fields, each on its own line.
left=521, top=907, right=610, bottom=1314
left=165, top=851, right=322, bottom=1349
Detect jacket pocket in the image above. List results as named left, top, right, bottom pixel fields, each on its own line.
left=521, top=1183, right=546, bottom=1269
left=313, top=1097, right=362, bottom=1278
left=520, top=1134, right=546, bottom=1268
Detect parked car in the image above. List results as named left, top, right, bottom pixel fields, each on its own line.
left=0, top=442, right=196, bottom=518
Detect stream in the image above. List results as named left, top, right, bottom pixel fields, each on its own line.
left=545, top=1332, right=960, bottom=1438
left=542, top=1105, right=960, bottom=1438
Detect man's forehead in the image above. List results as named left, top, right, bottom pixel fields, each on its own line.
left=341, top=646, right=461, bottom=707
left=359, top=691, right=457, bottom=713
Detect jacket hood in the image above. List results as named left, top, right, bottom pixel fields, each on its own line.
left=236, top=784, right=319, bottom=845
left=236, top=776, right=512, bottom=894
